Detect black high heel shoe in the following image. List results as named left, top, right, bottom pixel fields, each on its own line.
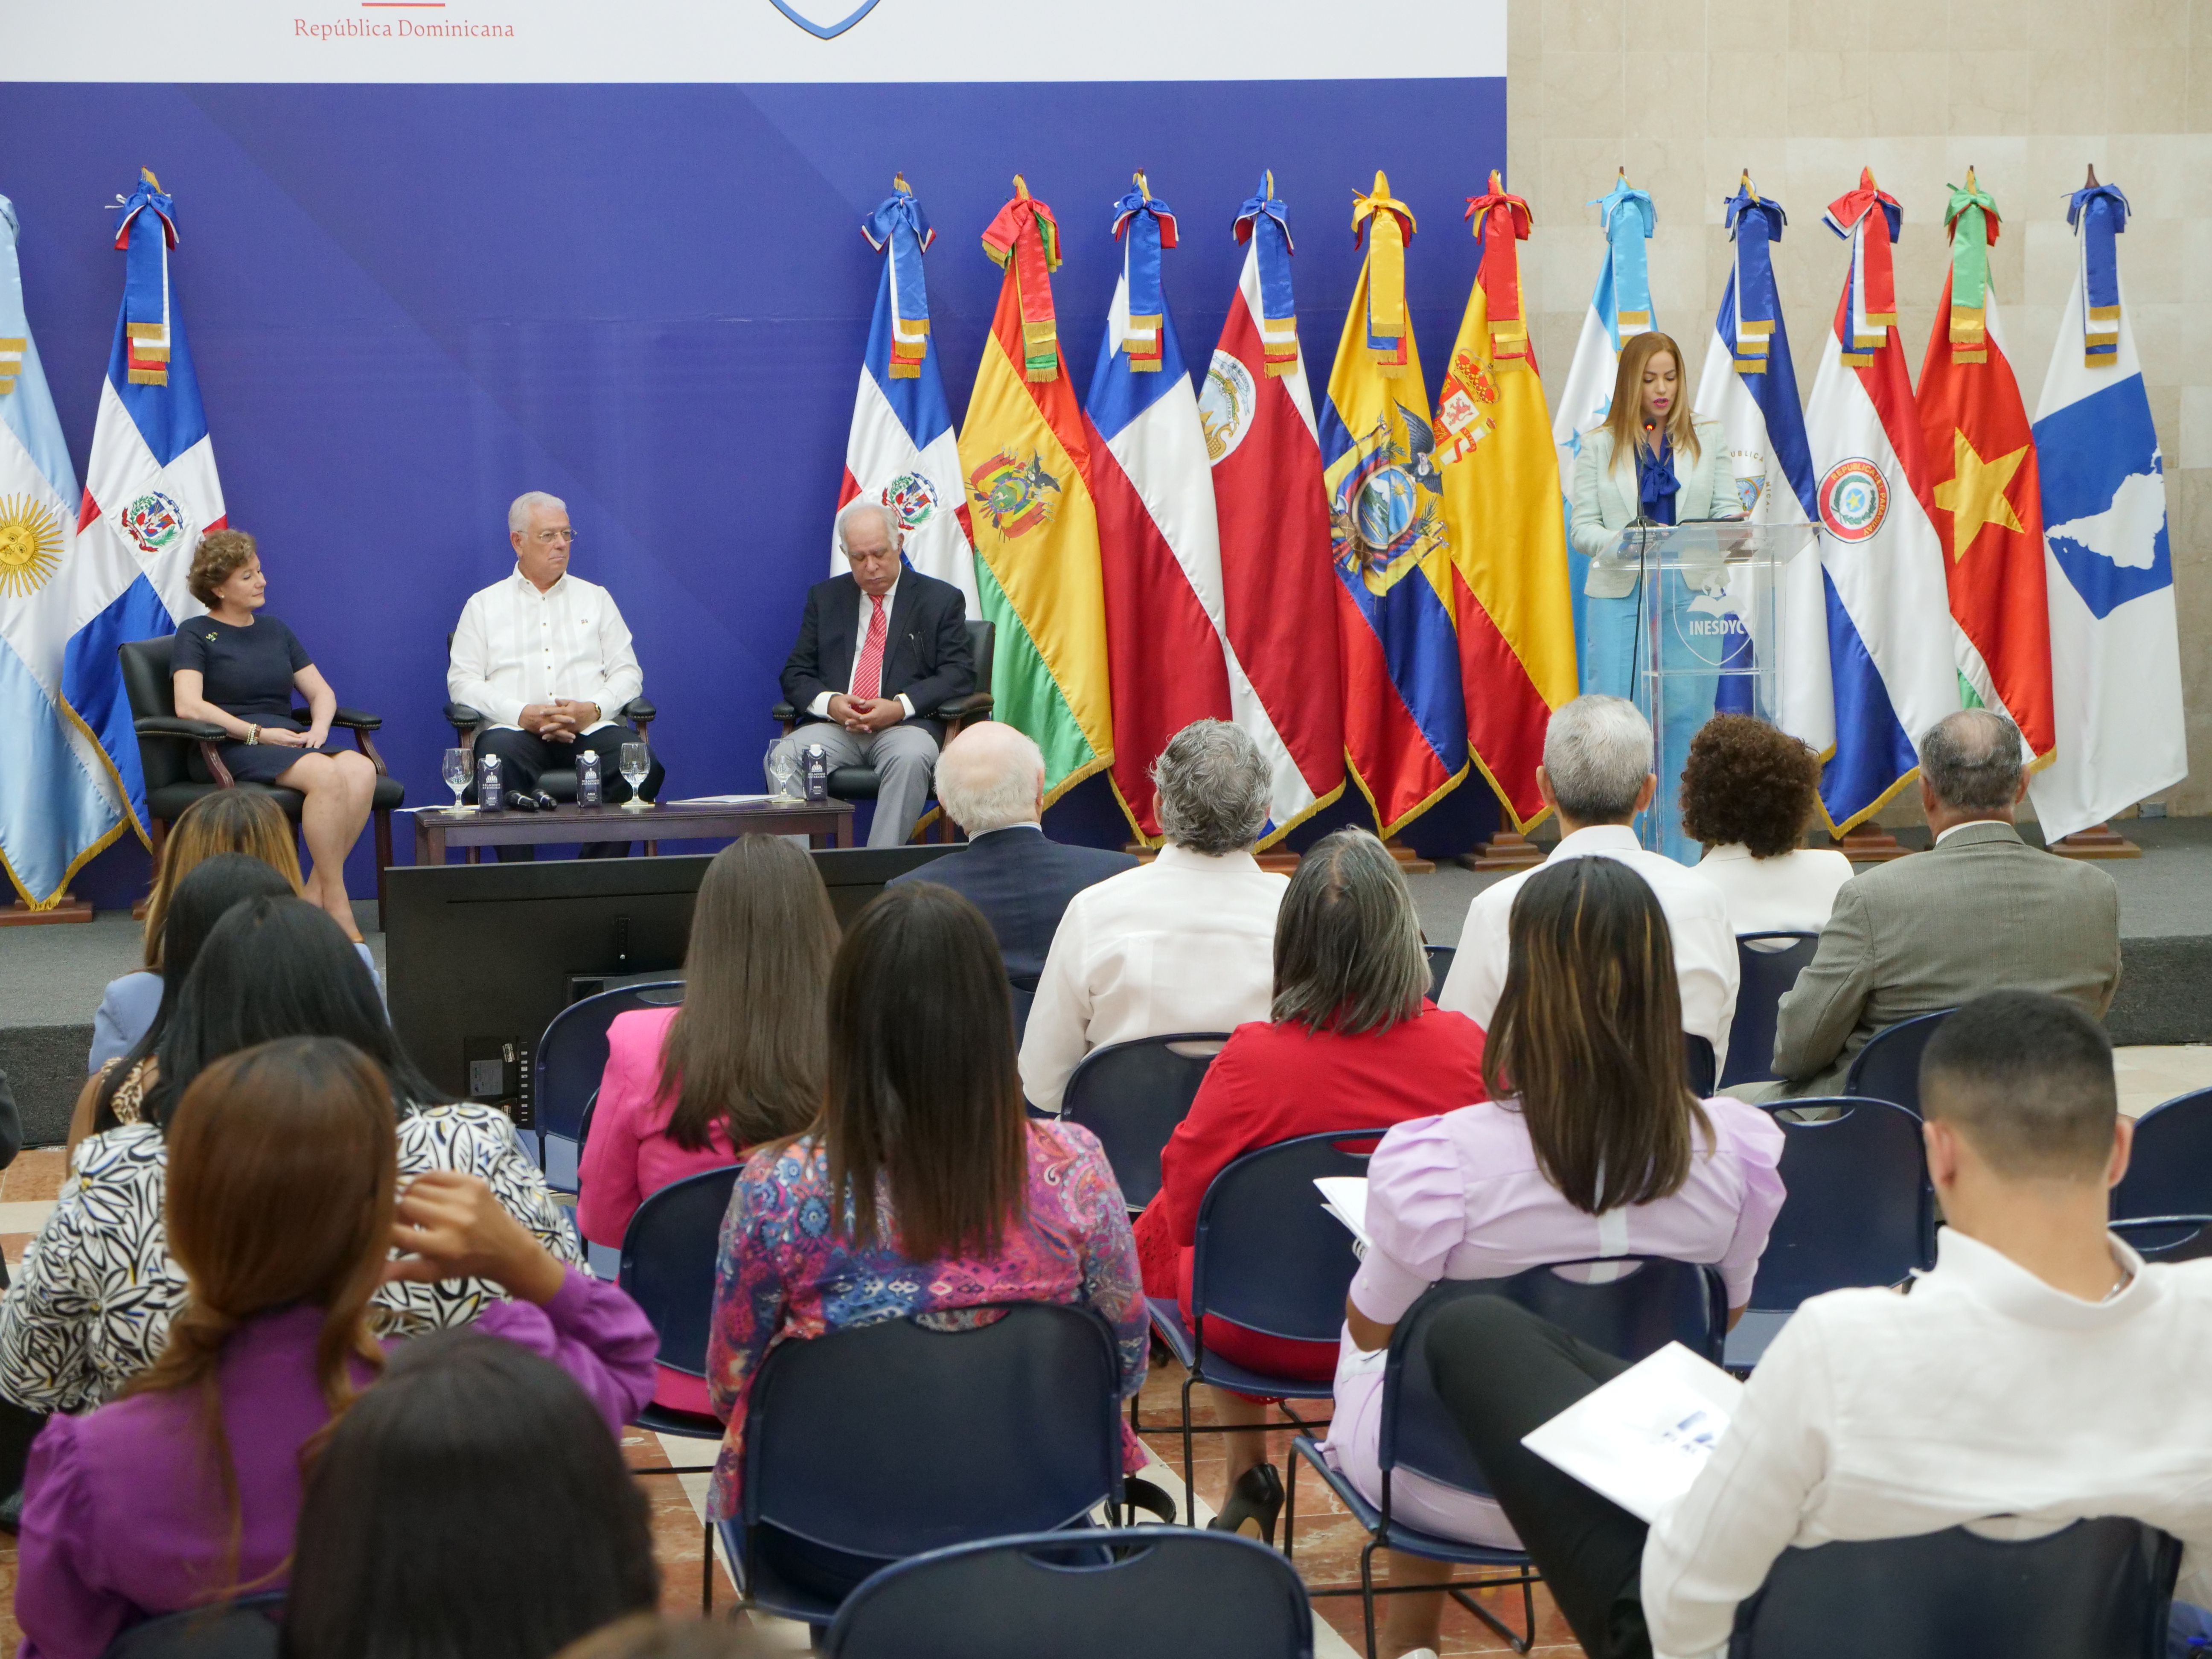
left=1207, top=1461, right=1285, bottom=1547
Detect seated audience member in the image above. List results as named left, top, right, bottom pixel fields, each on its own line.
left=285, top=1330, right=658, bottom=1659
left=768, top=498, right=973, bottom=849
left=14, top=1037, right=655, bottom=1659
left=1020, top=720, right=1289, bottom=1115
left=1427, top=990, right=2212, bottom=1659
left=1326, top=857, right=1784, bottom=1659
left=1439, top=695, right=1738, bottom=1070
left=448, top=490, right=663, bottom=859
left=705, top=883, right=1146, bottom=1577
left=578, top=835, right=837, bottom=1410
left=1767, top=709, right=2121, bottom=1098
left=1679, top=713, right=1852, bottom=935
left=888, top=722, right=1135, bottom=1036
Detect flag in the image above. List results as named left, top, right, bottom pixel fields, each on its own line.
left=832, top=175, right=978, bottom=616
left=1803, top=169, right=1957, bottom=831
left=1916, top=172, right=2054, bottom=760
left=0, top=196, right=127, bottom=908
left=2026, top=180, right=2186, bottom=841
left=1083, top=172, right=1239, bottom=840
left=1691, top=176, right=1833, bottom=758
left=1200, top=173, right=1345, bottom=844
left=1319, top=172, right=1467, bottom=837
left=1434, top=171, right=1577, bottom=830
left=1549, top=174, right=1655, bottom=673
left=955, top=177, right=1110, bottom=804
left=62, top=169, right=227, bottom=839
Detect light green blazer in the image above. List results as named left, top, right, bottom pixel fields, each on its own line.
left=1569, top=416, right=1740, bottom=597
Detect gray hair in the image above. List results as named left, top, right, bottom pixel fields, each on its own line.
left=935, top=722, right=1045, bottom=836
left=835, top=498, right=902, bottom=556
left=1543, top=695, right=1654, bottom=823
left=508, top=491, right=567, bottom=536
left=1919, top=709, right=2025, bottom=813
left=1272, top=829, right=1428, bottom=1035
left=1151, top=719, right=1270, bottom=855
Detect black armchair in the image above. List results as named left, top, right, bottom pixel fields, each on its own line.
left=117, top=636, right=407, bottom=912
left=769, top=619, right=995, bottom=843
left=442, top=631, right=657, bottom=803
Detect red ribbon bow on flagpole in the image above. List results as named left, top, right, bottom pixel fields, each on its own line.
left=982, top=175, right=1065, bottom=382
left=1824, top=167, right=1903, bottom=327
left=1464, top=170, right=1534, bottom=368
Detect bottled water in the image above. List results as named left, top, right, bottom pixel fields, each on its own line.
left=477, top=752, right=504, bottom=812
left=576, top=749, right=602, bottom=807
left=804, top=742, right=829, bottom=803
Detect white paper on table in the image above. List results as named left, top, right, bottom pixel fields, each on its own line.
left=1520, top=1342, right=1745, bottom=1522
left=663, top=794, right=779, bottom=806
left=1313, top=1176, right=1370, bottom=1251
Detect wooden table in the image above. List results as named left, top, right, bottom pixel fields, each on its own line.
left=411, top=798, right=855, bottom=863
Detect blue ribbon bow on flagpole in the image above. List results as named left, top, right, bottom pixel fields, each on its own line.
left=862, top=175, right=935, bottom=346
left=2066, top=181, right=2130, bottom=364
left=1234, top=171, right=1298, bottom=332
left=1590, top=175, right=1655, bottom=331
left=1112, top=173, right=1179, bottom=370
left=1723, top=178, right=1788, bottom=360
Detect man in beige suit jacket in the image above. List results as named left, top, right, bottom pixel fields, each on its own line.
left=1768, top=710, right=2121, bottom=1099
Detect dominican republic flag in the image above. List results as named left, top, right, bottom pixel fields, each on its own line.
left=1803, top=169, right=1956, bottom=831
left=1550, top=175, right=1654, bottom=674
left=2026, top=181, right=2186, bottom=841
left=1199, top=174, right=1344, bottom=845
left=833, top=177, right=978, bottom=616
left=1692, top=178, right=1832, bottom=753
left=62, top=169, right=226, bottom=840
left=1084, top=173, right=1245, bottom=841
left=0, top=195, right=126, bottom=908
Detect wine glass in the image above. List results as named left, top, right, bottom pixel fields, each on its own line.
left=763, top=742, right=800, bottom=803
left=441, top=747, right=472, bottom=813
left=619, top=742, right=652, bottom=812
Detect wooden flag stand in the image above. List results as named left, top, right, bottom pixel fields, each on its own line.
left=1835, top=825, right=1914, bottom=863
left=1457, top=830, right=1545, bottom=872
left=1383, top=839, right=1435, bottom=875
left=2048, top=823, right=2142, bottom=860
left=0, top=894, right=94, bottom=926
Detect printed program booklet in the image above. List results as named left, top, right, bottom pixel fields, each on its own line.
left=1313, top=1176, right=1370, bottom=1250
left=1519, top=1342, right=1744, bottom=1522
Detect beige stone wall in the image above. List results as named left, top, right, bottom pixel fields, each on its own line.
left=1505, top=0, right=2209, bottom=815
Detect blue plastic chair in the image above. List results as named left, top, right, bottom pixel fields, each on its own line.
left=2111, top=1215, right=2212, bottom=1263
left=1727, top=1516, right=2179, bottom=1658
left=2112, top=1086, right=2212, bottom=1222
left=1057, top=1032, right=1228, bottom=1211
left=1423, top=944, right=1455, bottom=1001
left=1720, top=932, right=1821, bottom=1090
left=103, top=1593, right=284, bottom=1659
left=533, top=979, right=684, bottom=1191
left=1293, top=1257, right=1728, bottom=1658
left=722, top=1302, right=1126, bottom=1628
left=824, top=1527, right=1314, bottom=1659
left=1686, top=1034, right=1717, bottom=1098
left=1842, top=1008, right=1956, bottom=1115
left=1724, top=1097, right=1931, bottom=1368
left=1141, top=1129, right=1379, bottom=1524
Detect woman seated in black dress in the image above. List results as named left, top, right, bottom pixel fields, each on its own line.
left=170, top=530, right=378, bottom=942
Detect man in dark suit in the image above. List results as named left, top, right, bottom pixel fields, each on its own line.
left=771, top=499, right=974, bottom=847
left=889, top=721, right=1135, bottom=1036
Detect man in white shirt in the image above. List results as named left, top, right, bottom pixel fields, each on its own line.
left=1438, top=695, right=1738, bottom=1072
left=1019, top=720, right=1289, bottom=1115
left=1423, top=990, right=2212, bottom=1659
left=447, top=491, right=659, bottom=859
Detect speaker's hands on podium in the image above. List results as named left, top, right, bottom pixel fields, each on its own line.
left=385, top=1168, right=569, bottom=1304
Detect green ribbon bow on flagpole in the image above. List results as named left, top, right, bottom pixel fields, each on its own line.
left=1944, top=169, right=2000, bottom=312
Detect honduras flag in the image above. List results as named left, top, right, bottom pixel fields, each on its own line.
left=833, top=177, right=978, bottom=617
left=2026, top=182, right=2185, bottom=841
left=62, top=170, right=227, bottom=838
left=0, top=196, right=128, bottom=908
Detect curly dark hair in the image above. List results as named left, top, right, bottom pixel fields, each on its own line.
left=1678, top=714, right=1822, bottom=858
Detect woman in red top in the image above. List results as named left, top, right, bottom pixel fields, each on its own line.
left=1132, top=827, right=1487, bottom=1541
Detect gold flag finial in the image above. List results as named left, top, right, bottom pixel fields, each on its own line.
left=140, top=167, right=162, bottom=190
left=1012, top=174, right=1030, bottom=200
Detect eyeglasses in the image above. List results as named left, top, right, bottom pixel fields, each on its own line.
left=532, top=529, right=577, bottom=545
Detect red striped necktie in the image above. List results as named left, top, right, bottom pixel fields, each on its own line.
left=851, top=594, right=888, bottom=702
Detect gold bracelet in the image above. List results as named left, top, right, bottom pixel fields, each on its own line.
left=247, top=725, right=260, bottom=745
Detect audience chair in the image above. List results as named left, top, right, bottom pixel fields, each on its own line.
left=1293, top=1259, right=1728, bottom=1659
left=118, top=637, right=405, bottom=915
left=1723, top=1097, right=1932, bottom=1368
left=1423, top=945, right=1455, bottom=1002
left=768, top=619, right=996, bottom=844
left=618, top=1164, right=742, bottom=1612
left=2112, top=1086, right=2212, bottom=1223
left=1728, top=1516, right=2179, bottom=1659
left=722, top=1301, right=1124, bottom=1630
left=2110, top=1215, right=2212, bottom=1264
left=824, top=1527, right=1314, bottom=1659
left=533, top=980, right=684, bottom=1190
left=1719, top=932, right=1821, bottom=1091
left=1139, top=1130, right=1379, bottom=1525
left=442, top=631, right=658, bottom=802
left=1685, top=1034, right=1717, bottom=1098
left=1057, top=1032, right=1228, bottom=1212
left=101, top=1592, right=283, bottom=1659
left=1842, top=1008, right=1957, bottom=1115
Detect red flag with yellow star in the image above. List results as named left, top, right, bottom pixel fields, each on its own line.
left=1917, top=173, right=2054, bottom=757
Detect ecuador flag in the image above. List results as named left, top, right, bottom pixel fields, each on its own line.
left=956, top=178, right=1110, bottom=803
left=1320, top=172, right=1467, bottom=838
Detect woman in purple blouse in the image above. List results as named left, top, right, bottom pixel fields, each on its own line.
left=13, top=1037, right=658, bottom=1659
left=1321, top=857, right=1786, bottom=1659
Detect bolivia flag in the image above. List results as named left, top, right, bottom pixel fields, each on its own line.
left=1435, top=172, right=1577, bottom=831
left=1916, top=173, right=2054, bottom=759
left=956, top=178, right=1110, bottom=804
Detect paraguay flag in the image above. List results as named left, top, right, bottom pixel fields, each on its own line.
left=1320, top=172, right=1467, bottom=838
left=1200, top=174, right=1344, bottom=845
left=1803, top=169, right=1956, bottom=830
left=2026, top=181, right=2186, bottom=841
left=62, top=169, right=226, bottom=838
left=0, top=195, right=127, bottom=908
left=832, top=177, right=978, bottom=617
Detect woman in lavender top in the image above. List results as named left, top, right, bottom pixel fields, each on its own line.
left=1321, top=857, right=1786, bottom=1659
